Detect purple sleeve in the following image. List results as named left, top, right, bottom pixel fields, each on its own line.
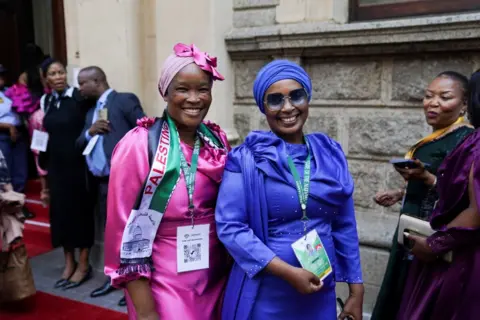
left=215, top=169, right=276, bottom=279
left=331, top=196, right=363, bottom=283
left=428, top=133, right=480, bottom=254
left=427, top=228, right=480, bottom=254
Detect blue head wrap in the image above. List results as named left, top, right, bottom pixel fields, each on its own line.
left=253, top=60, right=312, bottom=114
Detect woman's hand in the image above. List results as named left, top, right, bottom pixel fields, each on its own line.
left=408, top=234, right=436, bottom=262
left=339, top=284, right=364, bottom=320
left=284, top=267, right=323, bottom=295
left=374, top=189, right=403, bottom=207
left=394, top=159, right=436, bottom=186
left=265, top=257, right=323, bottom=294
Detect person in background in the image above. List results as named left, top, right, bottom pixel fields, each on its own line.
left=6, top=43, right=45, bottom=118
left=39, top=59, right=95, bottom=290
left=396, top=70, right=480, bottom=319
left=0, top=65, right=8, bottom=92
left=215, top=60, right=363, bottom=320
left=28, top=58, right=55, bottom=207
left=371, top=71, right=474, bottom=319
left=104, top=43, right=230, bottom=320
left=3, top=44, right=47, bottom=220
left=0, top=64, right=29, bottom=214
left=76, top=66, right=145, bottom=307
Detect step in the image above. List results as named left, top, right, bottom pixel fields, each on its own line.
left=23, top=222, right=52, bottom=253
left=24, top=199, right=49, bottom=224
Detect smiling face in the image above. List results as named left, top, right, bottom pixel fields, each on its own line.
left=264, top=79, right=309, bottom=144
left=423, top=76, right=466, bottom=130
left=164, top=63, right=213, bottom=130
left=46, top=62, right=67, bottom=92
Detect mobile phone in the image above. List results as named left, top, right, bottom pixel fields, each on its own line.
left=389, top=158, right=430, bottom=169
left=98, top=109, right=108, bottom=121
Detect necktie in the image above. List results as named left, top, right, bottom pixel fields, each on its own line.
left=86, top=100, right=110, bottom=176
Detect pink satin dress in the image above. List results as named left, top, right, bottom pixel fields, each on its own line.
left=104, top=118, right=231, bottom=320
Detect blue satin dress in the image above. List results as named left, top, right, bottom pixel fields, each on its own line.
left=216, top=131, right=363, bottom=320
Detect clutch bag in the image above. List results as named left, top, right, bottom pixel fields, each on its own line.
left=398, top=214, right=452, bottom=262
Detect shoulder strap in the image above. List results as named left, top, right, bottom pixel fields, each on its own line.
left=147, top=117, right=163, bottom=166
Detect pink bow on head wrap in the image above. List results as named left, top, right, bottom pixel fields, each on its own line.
left=158, top=43, right=224, bottom=97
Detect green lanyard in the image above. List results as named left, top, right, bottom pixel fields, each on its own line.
left=179, top=137, right=200, bottom=226
left=286, top=142, right=311, bottom=236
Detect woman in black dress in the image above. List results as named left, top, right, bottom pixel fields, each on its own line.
left=40, top=59, right=95, bottom=289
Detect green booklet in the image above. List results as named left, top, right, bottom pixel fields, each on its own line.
left=291, top=229, right=332, bottom=280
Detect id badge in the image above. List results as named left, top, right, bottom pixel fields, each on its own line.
left=98, top=108, right=108, bottom=121
left=30, top=129, right=49, bottom=152
left=291, top=229, right=332, bottom=280
left=177, top=224, right=209, bottom=273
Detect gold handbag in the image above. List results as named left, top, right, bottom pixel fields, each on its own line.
left=0, top=244, right=36, bottom=302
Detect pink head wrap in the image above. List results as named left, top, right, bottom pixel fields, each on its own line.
left=158, top=43, right=224, bottom=97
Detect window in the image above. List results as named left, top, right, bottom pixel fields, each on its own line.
left=350, top=0, right=480, bottom=21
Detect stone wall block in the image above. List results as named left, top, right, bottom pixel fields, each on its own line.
left=356, top=211, right=397, bottom=249
left=360, top=246, right=389, bottom=286
left=304, top=112, right=339, bottom=140
left=306, top=61, right=382, bottom=100
left=233, top=8, right=276, bottom=28
left=234, top=60, right=269, bottom=98
left=259, top=116, right=270, bottom=131
left=234, top=0, right=279, bottom=9
left=234, top=113, right=252, bottom=141
left=348, top=112, right=428, bottom=157
left=392, top=56, right=474, bottom=102
left=349, top=160, right=385, bottom=211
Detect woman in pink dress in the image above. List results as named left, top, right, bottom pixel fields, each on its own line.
left=104, top=43, right=231, bottom=320
left=28, top=95, right=48, bottom=205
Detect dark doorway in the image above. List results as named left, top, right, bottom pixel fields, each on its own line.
left=0, top=0, right=66, bottom=83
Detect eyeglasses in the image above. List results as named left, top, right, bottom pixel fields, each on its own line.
left=264, top=88, right=309, bottom=111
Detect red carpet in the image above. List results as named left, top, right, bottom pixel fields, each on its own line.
left=0, top=291, right=128, bottom=319
left=0, top=181, right=126, bottom=319
left=23, top=179, right=54, bottom=257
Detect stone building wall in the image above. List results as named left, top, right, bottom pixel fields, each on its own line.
left=227, top=1, right=480, bottom=315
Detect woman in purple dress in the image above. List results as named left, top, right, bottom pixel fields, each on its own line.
left=397, top=70, right=480, bottom=320
left=215, top=60, right=364, bottom=320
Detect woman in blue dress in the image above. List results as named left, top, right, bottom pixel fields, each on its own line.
left=215, top=60, right=364, bottom=320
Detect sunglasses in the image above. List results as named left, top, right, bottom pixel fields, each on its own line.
left=264, top=88, right=309, bottom=111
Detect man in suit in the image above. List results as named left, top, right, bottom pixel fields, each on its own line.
left=76, top=66, right=145, bottom=307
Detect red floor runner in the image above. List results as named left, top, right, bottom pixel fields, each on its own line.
left=0, top=291, right=128, bottom=320
left=23, top=179, right=54, bottom=258
left=23, top=222, right=53, bottom=257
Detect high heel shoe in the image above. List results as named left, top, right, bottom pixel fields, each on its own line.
left=54, top=262, right=77, bottom=289
left=63, top=265, right=93, bottom=290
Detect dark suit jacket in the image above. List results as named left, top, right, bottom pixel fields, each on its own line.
left=76, top=90, right=145, bottom=166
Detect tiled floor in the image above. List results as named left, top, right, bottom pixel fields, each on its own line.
left=30, top=248, right=127, bottom=314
